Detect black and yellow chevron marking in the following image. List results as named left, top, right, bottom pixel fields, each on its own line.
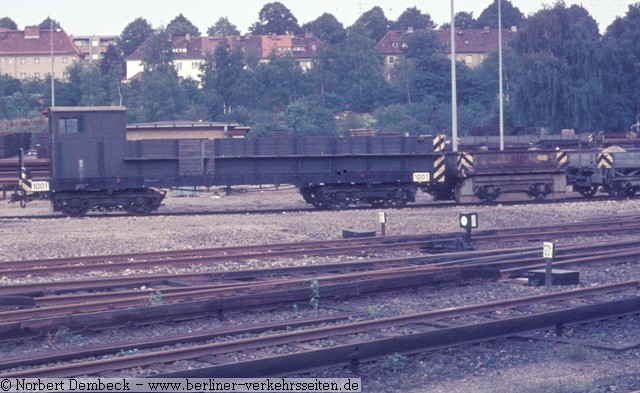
left=19, top=166, right=32, bottom=192
left=457, top=152, right=474, bottom=176
left=433, top=135, right=445, bottom=152
left=556, top=151, right=568, bottom=167
left=597, top=153, right=613, bottom=169
left=588, top=134, right=594, bottom=144
left=433, top=155, right=446, bottom=183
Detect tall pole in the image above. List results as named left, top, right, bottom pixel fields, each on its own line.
left=498, top=0, right=504, bottom=151
left=50, top=21, right=55, bottom=107
left=451, top=0, right=458, bottom=152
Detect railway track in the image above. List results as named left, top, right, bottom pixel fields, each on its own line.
left=1, top=215, right=639, bottom=279
left=2, top=228, right=639, bottom=340
left=2, top=280, right=639, bottom=378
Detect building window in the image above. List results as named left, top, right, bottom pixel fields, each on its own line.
left=34, top=72, right=40, bottom=78
left=62, top=71, right=69, bottom=78
left=4, top=58, right=12, bottom=65
left=92, top=39, right=99, bottom=47
left=34, top=57, right=40, bottom=64
left=58, top=117, right=84, bottom=133
left=19, top=73, right=26, bottom=79
left=176, top=62, right=182, bottom=70
left=92, top=54, right=99, bottom=60
left=62, top=57, right=68, bottom=64
left=388, top=56, right=395, bottom=64
left=465, top=55, right=473, bottom=65
left=192, top=62, right=199, bottom=69
left=20, top=58, right=26, bottom=64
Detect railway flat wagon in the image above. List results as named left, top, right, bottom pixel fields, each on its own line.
left=29, top=106, right=448, bottom=214
left=174, top=135, right=446, bottom=209
left=450, top=150, right=567, bottom=203
left=565, top=149, right=600, bottom=197
left=596, top=151, right=640, bottom=198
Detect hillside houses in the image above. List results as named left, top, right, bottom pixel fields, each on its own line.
left=375, top=26, right=518, bottom=80
left=124, top=32, right=322, bottom=81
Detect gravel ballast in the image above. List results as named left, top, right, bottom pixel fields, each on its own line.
left=1, top=188, right=640, bottom=392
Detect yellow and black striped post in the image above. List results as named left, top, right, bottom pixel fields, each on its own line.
left=17, top=148, right=33, bottom=192
left=433, top=135, right=445, bottom=153
left=556, top=151, right=568, bottom=168
left=597, top=153, right=613, bottom=169
left=588, top=134, right=595, bottom=145
left=433, top=155, right=446, bottom=183
left=457, top=152, right=474, bottom=177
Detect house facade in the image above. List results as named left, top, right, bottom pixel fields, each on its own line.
left=376, top=27, right=518, bottom=80
left=72, top=35, right=117, bottom=62
left=125, top=32, right=321, bottom=81
left=0, top=26, right=83, bottom=80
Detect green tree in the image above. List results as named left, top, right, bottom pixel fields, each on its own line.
left=166, top=13, right=200, bottom=37
left=38, top=17, right=61, bottom=30
left=476, top=0, right=525, bottom=29
left=510, top=3, right=603, bottom=133
left=207, top=17, right=240, bottom=36
left=402, top=30, right=450, bottom=103
left=250, top=2, right=300, bottom=35
left=302, top=13, right=346, bottom=45
left=0, top=17, right=17, bottom=30
left=454, top=11, right=477, bottom=29
left=393, top=7, right=435, bottom=31
left=284, top=98, right=336, bottom=135
left=118, top=18, right=153, bottom=58
left=601, top=3, right=640, bottom=130
left=141, top=29, right=174, bottom=73
left=254, top=53, right=309, bottom=112
left=331, top=25, right=387, bottom=111
left=200, top=41, right=247, bottom=118
left=353, top=6, right=390, bottom=42
left=62, top=62, right=108, bottom=106
left=137, top=69, right=186, bottom=122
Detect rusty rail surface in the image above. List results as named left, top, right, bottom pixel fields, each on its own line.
left=2, top=216, right=640, bottom=279
left=2, top=280, right=639, bottom=378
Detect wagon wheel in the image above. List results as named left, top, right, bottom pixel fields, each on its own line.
left=474, top=185, right=501, bottom=202
left=575, top=185, right=598, bottom=197
left=124, top=196, right=155, bottom=215
left=608, top=180, right=633, bottom=199
left=384, top=189, right=409, bottom=207
left=326, top=191, right=351, bottom=210
left=57, top=198, right=91, bottom=217
left=527, top=183, right=552, bottom=200
left=300, top=189, right=327, bottom=209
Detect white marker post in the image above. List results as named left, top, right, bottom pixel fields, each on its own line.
left=378, top=212, right=387, bottom=236
left=543, top=242, right=556, bottom=290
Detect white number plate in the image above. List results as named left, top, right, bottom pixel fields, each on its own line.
left=412, top=172, right=430, bottom=182
left=31, top=181, right=50, bottom=191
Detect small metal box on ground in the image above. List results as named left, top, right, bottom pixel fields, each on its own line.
left=342, top=229, right=376, bottom=239
left=526, top=269, right=580, bottom=286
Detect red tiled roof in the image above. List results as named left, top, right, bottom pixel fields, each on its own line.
left=376, top=28, right=517, bottom=56
left=0, top=27, right=81, bottom=56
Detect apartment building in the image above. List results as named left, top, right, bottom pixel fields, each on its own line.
left=376, top=26, right=518, bottom=80
left=72, top=35, right=117, bottom=62
left=0, top=26, right=83, bottom=80
left=125, top=32, right=321, bottom=81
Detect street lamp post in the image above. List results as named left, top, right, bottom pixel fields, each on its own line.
left=451, top=0, right=458, bottom=152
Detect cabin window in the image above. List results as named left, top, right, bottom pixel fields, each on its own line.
left=58, top=117, right=84, bottom=133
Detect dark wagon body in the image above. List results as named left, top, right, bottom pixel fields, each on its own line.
left=28, top=106, right=443, bottom=215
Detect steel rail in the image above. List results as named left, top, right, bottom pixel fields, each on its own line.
left=3, top=280, right=639, bottom=378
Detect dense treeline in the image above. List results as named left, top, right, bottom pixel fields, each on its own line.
left=2, top=1, right=640, bottom=135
